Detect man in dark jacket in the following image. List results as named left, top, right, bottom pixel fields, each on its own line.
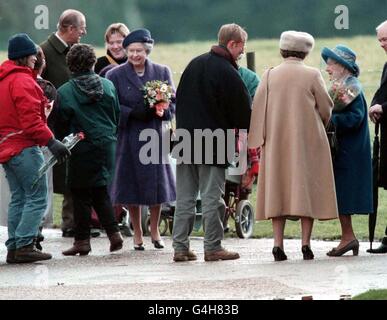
left=368, top=20, right=387, bottom=254
left=40, top=9, right=86, bottom=237
left=172, top=23, right=252, bottom=262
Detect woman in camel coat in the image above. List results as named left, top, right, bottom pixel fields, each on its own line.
left=248, top=31, right=338, bottom=261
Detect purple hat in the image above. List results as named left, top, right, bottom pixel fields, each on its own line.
left=123, top=28, right=154, bottom=48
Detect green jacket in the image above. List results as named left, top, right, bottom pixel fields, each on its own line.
left=56, top=73, right=120, bottom=188
left=40, top=33, right=71, bottom=89
left=239, top=66, right=260, bottom=99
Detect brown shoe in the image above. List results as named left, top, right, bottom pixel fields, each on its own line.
left=6, top=249, right=17, bottom=264
left=108, top=232, right=123, bottom=252
left=62, top=239, right=91, bottom=256
left=15, top=244, right=52, bottom=263
left=173, top=250, right=198, bottom=262
left=204, top=248, right=240, bottom=262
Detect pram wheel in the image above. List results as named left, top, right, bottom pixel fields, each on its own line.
left=145, top=215, right=169, bottom=236
left=235, top=200, right=254, bottom=238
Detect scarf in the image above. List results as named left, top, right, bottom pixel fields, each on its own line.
left=210, top=45, right=238, bottom=69
left=72, top=73, right=104, bottom=102
left=106, top=50, right=128, bottom=65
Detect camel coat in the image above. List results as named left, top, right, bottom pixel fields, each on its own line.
left=248, top=59, right=338, bottom=220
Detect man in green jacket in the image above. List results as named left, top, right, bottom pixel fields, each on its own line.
left=40, top=9, right=87, bottom=237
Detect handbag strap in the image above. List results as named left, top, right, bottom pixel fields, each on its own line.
left=262, top=67, right=273, bottom=144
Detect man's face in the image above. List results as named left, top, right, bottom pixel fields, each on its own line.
left=227, top=40, right=246, bottom=61
left=377, top=25, right=387, bottom=54
left=67, top=16, right=87, bottom=45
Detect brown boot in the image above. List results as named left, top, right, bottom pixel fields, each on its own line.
left=108, top=232, right=123, bottom=252
left=6, top=249, right=17, bottom=264
left=204, top=248, right=240, bottom=262
left=173, top=250, right=198, bottom=262
left=15, top=243, right=52, bottom=263
left=62, top=239, right=91, bottom=256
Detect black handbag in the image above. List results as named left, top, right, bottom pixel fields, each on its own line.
left=326, top=120, right=338, bottom=160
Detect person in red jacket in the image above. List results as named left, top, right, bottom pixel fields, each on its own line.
left=0, top=33, right=70, bottom=264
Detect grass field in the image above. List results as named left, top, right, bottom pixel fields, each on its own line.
left=353, top=289, right=387, bottom=300
left=3, top=35, right=387, bottom=241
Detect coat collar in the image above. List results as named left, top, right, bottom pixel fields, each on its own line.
left=47, top=33, right=70, bottom=54
left=122, top=59, right=155, bottom=90
left=210, top=45, right=238, bottom=69
left=282, top=57, right=305, bottom=65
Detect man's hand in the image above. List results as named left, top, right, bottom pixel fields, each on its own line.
left=369, top=104, right=383, bottom=123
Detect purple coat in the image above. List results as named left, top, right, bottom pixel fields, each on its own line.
left=106, top=60, right=176, bottom=205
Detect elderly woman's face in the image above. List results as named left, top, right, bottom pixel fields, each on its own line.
left=325, top=58, right=348, bottom=80
left=107, top=33, right=126, bottom=60
left=127, top=43, right=147, bottom=68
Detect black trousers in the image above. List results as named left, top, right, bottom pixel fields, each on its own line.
left=71, top=186, right=119, bottom=240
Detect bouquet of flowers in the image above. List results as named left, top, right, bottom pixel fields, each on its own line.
left=143, top=80, right=174, bottom=116
left=328, top=75, right=361, bottom=112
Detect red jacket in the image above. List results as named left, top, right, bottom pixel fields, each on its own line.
left=0, top=60, right=53, bottom=163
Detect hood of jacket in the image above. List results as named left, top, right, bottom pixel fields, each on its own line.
left=70, top=71, right=104, bottom=104
left=0, top=60, right=34, bottom=81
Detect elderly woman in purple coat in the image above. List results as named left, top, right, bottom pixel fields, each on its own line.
left=106, top=28, right=176, bottom=250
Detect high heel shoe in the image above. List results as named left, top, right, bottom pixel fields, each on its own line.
left=301, top=245, right=314, bottom=260
left=272, top=246, right=287, bottom=261
left=326, top=239, right=359, bottom=257
left=151, top=239, right=165, bottom=249
left=133, top=239, right=145, bottom=251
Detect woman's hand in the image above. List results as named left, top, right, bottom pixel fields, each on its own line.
left=154, top=101, right=169, bottom=117
left=369, top=104, right=383, bottom=123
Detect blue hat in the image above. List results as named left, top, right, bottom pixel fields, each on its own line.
left=8, top=33, right=38, bottom=60
left=321, top=45, right=360, bottom=77
left=123, top=28, right=154, bottom=48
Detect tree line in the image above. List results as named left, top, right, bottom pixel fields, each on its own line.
left=0, top=0, right=385, bottom=49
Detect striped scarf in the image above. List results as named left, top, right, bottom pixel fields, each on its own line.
left=72, top=73, right=104, bottom=102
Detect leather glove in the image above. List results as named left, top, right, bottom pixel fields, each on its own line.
left=47, top=138, right=71, bottom=164
left=130, top=104, right=155, bottom=121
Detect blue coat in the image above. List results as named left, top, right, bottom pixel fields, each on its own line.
left=331, top=93, right=373, bottom=215
left=106, top=60, right=176, bottom=205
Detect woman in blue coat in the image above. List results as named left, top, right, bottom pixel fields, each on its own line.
left=106, top=29, right=176, bottom=250
left=322, top=45, right=373, bottom=256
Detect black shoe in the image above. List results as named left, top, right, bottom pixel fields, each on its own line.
left=367, top=237, right=387, bottom=254
left=272, top=246, right=287, bottom=261
left=151, top=239, right=165, bottom=249
left=35, top=238, right=43, bottom=251
left=133, top=240, right=145, bottom=251
left=134, top=243, right=145, bottom=251
left=90, top=229, right=101, bottom=238
left=301, top=245, right=314, bottom=260
left=62, top=229, right=75, bottom=238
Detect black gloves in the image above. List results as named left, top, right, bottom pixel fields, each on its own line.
left=47, top=138, right=71, bottom=164
left=130, top=104, right=155, bottom=121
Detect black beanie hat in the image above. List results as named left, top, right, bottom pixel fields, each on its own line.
left=8, top=33, right=38, bottom=60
